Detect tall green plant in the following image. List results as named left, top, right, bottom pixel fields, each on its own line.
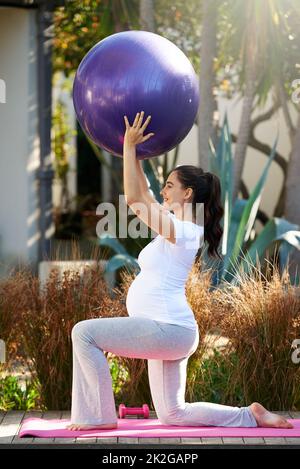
left=206, top=114, right=300, bottom=286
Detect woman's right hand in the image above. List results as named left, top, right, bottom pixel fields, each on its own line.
left=123, top=111, right=154, bottom=147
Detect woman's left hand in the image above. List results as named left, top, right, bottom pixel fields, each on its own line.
left=124, top=111, right=154, bottom=147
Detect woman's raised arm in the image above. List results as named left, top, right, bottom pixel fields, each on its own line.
left=123, top=111, right=154, bottom=203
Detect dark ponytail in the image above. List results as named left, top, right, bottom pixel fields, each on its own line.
left=201, top=171, right=224, bottom=259
left=170, top=165, right=224, bottom=259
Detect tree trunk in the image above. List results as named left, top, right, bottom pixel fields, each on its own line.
left=232, top=45, right=257, bottom=201
left=197, top=0, right=218, bottom=170
left=139, top=0, right=155, bottom=32
left=232, top=0, right=259, bottom=202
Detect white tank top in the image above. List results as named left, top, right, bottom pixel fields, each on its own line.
left=126, top=211, right=204, bottom=330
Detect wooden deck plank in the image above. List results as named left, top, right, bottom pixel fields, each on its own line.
left=138, top=438, right=160, bottom=444
left=222, top=437, right=244, bottom=445
left=75, top=437, right=96, bottom=444
left=0, top=411, right=6, bottom=424
left=243, top=437, right=265, bottom=445
left=159, top=438, right=182, bottom=444
left=42, top=410, right=62, bottom=419
left=118, top=437, right=139, bottom=444
left=32, top=438, right=57, bottom=444
left=285, top=437, right=300, bottom=445
left=96, top=437, right=118, bottom=444
left=0, top=411, right=25, bottom=444
left=0, top=410, right=25, bottom=422
left=289, top=411, right=300, bottom=418
left=263, top=437, right=287, bottom=445
left=180, top=438, right=203, bottom=444
left=61, top=411, right=71, bottom=420
left=200, top=437, right=223, bottom=444
left=32, top=437, right=57, bottom=443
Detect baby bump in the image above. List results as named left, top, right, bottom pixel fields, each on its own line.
left=126, top=284, right=166, bottom=315
left=126, top=274, right=189, bottom=316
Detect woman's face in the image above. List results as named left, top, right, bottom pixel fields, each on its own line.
left=160, top=171, right=193, bottom=210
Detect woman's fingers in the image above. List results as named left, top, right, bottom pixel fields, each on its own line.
left=137, top=111, right=145, bottom=128
left=141, top=115, right=151, bottom=132
left=124, top=115, right=130, bottom=130
left=132, top=112, right=140, bottom=128
left=142, top=132, right=155, bottom=142
left=124, top=112, right=153, bottom=141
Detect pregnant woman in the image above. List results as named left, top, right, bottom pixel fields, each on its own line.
left=67, top=112, right=292, bottom=431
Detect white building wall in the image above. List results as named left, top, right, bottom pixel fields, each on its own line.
left=0, top=7, right=40, bottom=276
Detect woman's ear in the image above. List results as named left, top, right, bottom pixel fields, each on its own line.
left=185, top=187, right=193, bottom=202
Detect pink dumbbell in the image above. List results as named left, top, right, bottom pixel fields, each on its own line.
left=119, top=403, right=150, bottom=419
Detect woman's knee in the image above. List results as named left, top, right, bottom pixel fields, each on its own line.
left=162, top=411, right=185, bottom=426
left=155, top=410, right=170, bottom=426
left=71, top=320, right=90, bottom=343
left=160, top=405, right=187, bottom=426
left=157, top=412, right=182, bottom=426
left=154, top=405, right=184, bottom=426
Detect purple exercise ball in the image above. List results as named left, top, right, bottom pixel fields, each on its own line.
left=73, top=30, right=199, bottom=159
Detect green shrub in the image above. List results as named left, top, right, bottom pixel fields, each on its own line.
left=0, top=376, right=41, bottom=411
left=189, top=348, right=243, bottom=406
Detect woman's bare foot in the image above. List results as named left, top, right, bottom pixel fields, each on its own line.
left=66, top=422, right=118, bottom=431
left=249, top=402, right=293, bottom=429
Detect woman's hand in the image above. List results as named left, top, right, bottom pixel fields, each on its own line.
left=123, top=111, right=154, bottom=147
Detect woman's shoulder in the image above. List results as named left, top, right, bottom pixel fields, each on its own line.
left=165, top=213, right=204, bottom=248
left=168, top=212, right=203, bottom=230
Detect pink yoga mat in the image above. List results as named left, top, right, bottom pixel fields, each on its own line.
left=19, top=417, right=300, bottom=439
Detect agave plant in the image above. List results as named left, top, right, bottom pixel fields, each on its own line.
left=206, top=113, right=300, bottom=286
left=97, top=232, right=140, bottom=275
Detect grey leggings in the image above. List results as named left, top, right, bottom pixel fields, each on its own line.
left=70, top=317, right=257, bottom=427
